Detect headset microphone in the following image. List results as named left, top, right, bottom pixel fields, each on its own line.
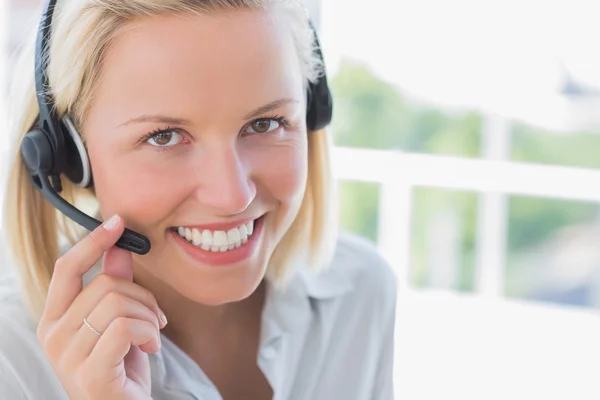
left=21, top=0, right=332, bottom=256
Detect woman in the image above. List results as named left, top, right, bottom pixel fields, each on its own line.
left=0, top=0, right=397, bottom=399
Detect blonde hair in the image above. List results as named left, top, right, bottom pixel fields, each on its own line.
left=4, top=0, right=338, bottom=319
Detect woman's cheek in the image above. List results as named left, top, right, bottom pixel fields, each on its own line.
left=92, top=157, right=188, bottom=225
left=250, top=141, right=308, bottom=202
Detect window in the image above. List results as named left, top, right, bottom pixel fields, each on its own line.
left=317, top=0, right=600, bottom=398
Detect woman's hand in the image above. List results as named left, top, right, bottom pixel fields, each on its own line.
left=36, top=215, right=166, bottom=400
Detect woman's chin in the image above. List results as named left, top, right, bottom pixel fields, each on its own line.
left=152, top=248, right=268, bottom=305
left=173, top=272, right=266, bottom=306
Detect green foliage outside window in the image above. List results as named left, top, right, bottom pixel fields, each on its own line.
left=331, top=59, right=600, bottom=299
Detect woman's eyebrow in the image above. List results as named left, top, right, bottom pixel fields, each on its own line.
left=117, top=98, right=299, bottom=128
left=243, top=98, right=299, bottom=120
left=117, top=115, right=193, bottom=128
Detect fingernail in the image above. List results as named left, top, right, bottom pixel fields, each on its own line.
left=158, top=309, right=168, bottom=329
left=103, top=214, right=120, bottom=231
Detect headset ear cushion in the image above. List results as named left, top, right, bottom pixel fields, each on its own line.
left=306, top=76, right=333, bottom=131
left=61, top=116, right=92, bottom=188
left=305, top=21, right=333, bottom=131
left=21, top=128, right=54, bottom=178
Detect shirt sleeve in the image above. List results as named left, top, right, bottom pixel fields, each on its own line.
left=0, top=354, right=28, bottom=400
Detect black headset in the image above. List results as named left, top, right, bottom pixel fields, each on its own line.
left=20, top=0, right=333, bottom=255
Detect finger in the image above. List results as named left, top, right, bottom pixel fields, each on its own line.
left=56, top=273, right=165, bottom=340
left=43, top=215, right=124, bottom=323
left=102, top=246, right=133, bottom=282
left=87, top=318, right=160, bottom=375
left=62, top=293, right=160, bottom=367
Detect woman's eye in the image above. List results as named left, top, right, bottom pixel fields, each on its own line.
left=245, top=118, right=281, bottom=134
left=146, top=130, right=183, bottom=147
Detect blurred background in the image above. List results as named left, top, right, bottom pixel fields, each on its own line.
left=2, top=0, right=600, bottom=399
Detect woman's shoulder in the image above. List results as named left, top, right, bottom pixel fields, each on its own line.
left=334, top=232, right=397, bottom=308
left=0, top=273, right=68, bottom=399
left=300, top=231, right=397, bottom=314
left=0, top=272, right=38, bottom=341
left=289, top=232, right=396, bottom=391
left=334, top=231, right=397, bottom=286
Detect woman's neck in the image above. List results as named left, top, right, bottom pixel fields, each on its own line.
left=131, top=265, right=267, bottom=354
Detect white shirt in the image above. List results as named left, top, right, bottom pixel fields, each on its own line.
left=0, top=232, right=397, bottom=399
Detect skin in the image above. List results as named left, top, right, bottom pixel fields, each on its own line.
left=37, top=8, right=309, bottom=400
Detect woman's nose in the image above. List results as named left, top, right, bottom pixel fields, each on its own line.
left=192, top=146, right=256, bottom=216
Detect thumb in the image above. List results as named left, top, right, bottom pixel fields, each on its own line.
left=102, top=246, right=133, bottom=281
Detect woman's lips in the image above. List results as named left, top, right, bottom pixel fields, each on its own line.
left=169, top=216, right=264, bottom=267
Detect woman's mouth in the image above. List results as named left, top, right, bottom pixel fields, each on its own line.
left=172, top=219, right=256, bottom=252
left=168, top=216, right=264, bottom=266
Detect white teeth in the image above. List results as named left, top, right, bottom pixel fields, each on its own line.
left=192, top=229, right=202, bottom=246
left=212, top=231, right=228, bottom=247
left=239, top=224, right=248, bottom=241
left=227, top=228, right=240, bottom=244
left=202, top=230, right=213, bottom=246
left=176, top=219, right=258, bottom=252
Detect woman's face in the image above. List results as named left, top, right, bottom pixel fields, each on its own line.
left=83, top=10, right=308, bottom=305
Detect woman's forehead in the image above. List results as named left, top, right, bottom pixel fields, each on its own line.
left=92, top=10, right=304, bottom=122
